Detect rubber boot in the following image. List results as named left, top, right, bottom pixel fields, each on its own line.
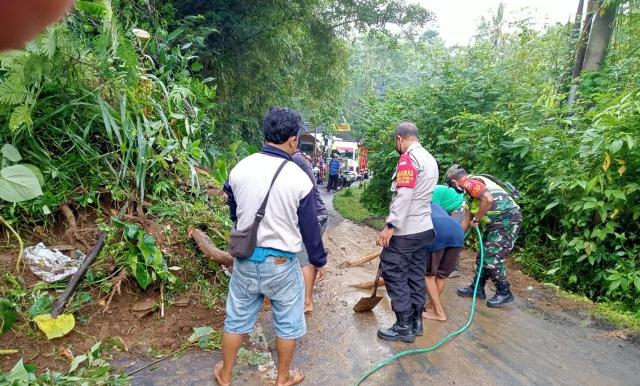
left=377, top=312, right=415, bottom=343
left=486, top=282, right=514, bottom=308
left=457, top=274, right=487, bottom=299
left=412, top=306, right=424, bottom=337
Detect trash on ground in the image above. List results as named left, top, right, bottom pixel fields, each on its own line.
left=24, top=243, right=85, bottom=283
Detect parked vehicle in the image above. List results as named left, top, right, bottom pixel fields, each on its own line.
left=337, top=170, right=356, bottom=190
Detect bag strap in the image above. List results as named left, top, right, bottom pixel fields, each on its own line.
left=477, top=173, right=521, bottom=199
left=255, top=159, right=289, bottom=220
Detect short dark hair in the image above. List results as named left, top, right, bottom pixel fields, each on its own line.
left=263, top=107, right=302, bottom=144
left=395, top=122, right=419, bottom=138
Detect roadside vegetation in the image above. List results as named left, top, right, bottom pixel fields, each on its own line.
left=333, top=185, right=385, bottom=230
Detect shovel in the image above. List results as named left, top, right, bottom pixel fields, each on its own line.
left=353, top=263, right=383, bottom=312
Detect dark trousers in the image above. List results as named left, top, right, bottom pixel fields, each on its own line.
left=327, top=174, right=338, bottom=191
left=380, top=229, right=435, bottom=313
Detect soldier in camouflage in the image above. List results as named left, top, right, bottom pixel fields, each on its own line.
left=445, top=165, right=522, bottom=307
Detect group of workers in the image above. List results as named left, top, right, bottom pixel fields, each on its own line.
left=214, top=108, right=522, bottom=385
left=375, top=122, right=521, bottom=343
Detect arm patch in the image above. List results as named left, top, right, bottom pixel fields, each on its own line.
left=395, top=153, right=417, bottom=188
left=463, top=178, right=486, bottom=198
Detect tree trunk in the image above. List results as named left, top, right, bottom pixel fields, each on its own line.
left=568, top=0, right=598, bottom=106
left=571, top=0, right=597, bottom=80
left=571, top=0, right=585, bottom=42
left=582, top=1, right=617, bottom=71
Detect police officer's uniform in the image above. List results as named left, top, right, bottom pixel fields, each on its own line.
left=378, top=142, right=438, bottom=342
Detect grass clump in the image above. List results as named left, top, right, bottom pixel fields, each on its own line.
left=333, top=187, right=385, bottom=230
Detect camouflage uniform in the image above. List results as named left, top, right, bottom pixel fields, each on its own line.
left=466, top=178, right=521, bottom=286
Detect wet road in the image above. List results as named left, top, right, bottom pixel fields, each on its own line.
left=122, top=187, right=640, bottom=385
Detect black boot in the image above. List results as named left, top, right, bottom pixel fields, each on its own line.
left=457, top=274, right=487, bottom=299
left=377, top=312, right=415, bottom=343
left=487, top=282, right=514, bottom=308
left=412, top=306, right=424, bottom=337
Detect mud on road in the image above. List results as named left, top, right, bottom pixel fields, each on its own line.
left=124, top=190, right=640, bottom=385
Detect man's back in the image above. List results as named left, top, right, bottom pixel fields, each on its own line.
left=228, top=152, right=313, bottom=254
left=329, top=159, right=340, bottom=175
left=430, top=204, right=464, bottom=251
left=389, top=143, right=438, bottom=236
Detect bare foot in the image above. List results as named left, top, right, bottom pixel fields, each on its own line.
left=423, top=309, right=446, bottom=322
left=304, top=301, right=314, bottom=314
left=424, top=302, right=434, bottom=312
left=275, top=368, right=305, bottom=386
left=214, top=362, right=231, bottom=386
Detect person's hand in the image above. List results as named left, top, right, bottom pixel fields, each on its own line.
left=376, top=227, right=394, bottom=248
left=316, top=266, right=327, bottom=282
left=470, top=217, right=480, bottom=228
left=0, top=0, right=74, bottom=51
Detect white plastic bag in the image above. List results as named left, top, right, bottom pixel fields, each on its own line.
left=24, top=243, right=84, bottom=283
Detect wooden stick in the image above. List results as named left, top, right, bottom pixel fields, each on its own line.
left=52, top=230, right=107, bottom=317
left=103, top=268, right=127, bottom=313
left=343, top=251, right=380, bottom=268
left=350, top=278, right=385, bottom=289
left=188, top=228, right=233, bottom=267
left=160, top=283, right=165, bottom=318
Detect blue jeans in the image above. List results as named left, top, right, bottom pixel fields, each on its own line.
left=224, top=256, right=306, bottom=339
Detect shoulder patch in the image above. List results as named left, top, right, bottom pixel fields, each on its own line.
left=395, top=153, right=417, bottom=188
left=463, top=178, right=485, bottom=198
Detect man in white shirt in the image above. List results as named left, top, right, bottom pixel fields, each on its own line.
left=214, top=107, right=327, bottom=386
left=376, top=122, right=438, bottom=343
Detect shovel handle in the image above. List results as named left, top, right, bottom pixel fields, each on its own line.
left=372, top=263, right=383, bottom=297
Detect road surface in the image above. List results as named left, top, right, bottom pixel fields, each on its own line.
left=119, top=188, right=640, bottom=386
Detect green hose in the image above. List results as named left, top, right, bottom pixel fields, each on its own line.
left=355, top=226, right=485, bottom=385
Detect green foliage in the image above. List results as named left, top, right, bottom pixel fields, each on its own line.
left=0, top=298, right=17, bottom=335
left=0, top=273, right=27, bottom=336
left=0, top=144, right=43, bottom=203
left=28, top=292, right=53, bottom=318
left=188, top=326, right=222, bottom=350
left=162, top=0, right=432, bottom=143
left=0, top=342, right=129, bottom=385
left=0, top=2, right=223, bottom=226
left=334, top=187, right=385, bottom=230
left=353, top=4, right=640, bottom=312
left=111, top=218, right=176, bottom=290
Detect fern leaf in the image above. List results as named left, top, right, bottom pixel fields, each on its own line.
left=0, top=72, right=29, bottom=106
left=43, top=28, right=57, bottom=59
left=9, top=105, right=33, bottom=131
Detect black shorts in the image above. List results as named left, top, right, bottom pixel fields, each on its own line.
left=426, top=247, right=462, bottom=278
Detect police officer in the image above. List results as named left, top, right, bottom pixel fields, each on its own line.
left=376, top=122, right=438, bottom=343
left=445, top=165, right=522, bottom=307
